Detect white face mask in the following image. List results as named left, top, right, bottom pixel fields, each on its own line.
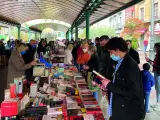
left=83, top=49, right=88, bottom=53
left=88, top=51, right=92, bottom=55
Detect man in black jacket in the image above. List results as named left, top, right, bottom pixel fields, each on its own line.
left=95, top=37, right=101, bottom=57
left=22, top=40, right=37, bottom=81
left=126, top=40, right=140, bottom=64
left=101, top=37, right=145, bottom=120
left=72, top=41, right=80, bottom=67
left=99, top=35, right=115, bottom=80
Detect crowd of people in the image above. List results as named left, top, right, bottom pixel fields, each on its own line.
left=0, top=36, right=160, bottom=120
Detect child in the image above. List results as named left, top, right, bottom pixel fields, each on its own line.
left=142, top=63, right=155, bottom=113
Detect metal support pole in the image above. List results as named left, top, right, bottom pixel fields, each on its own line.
left=28, top=30, right=30, bottom=42
left=71, top=28, right=73, bottom=40
left=17, top=25, right=21, bottom=40
left=149, top=0, right=155, bottom=59
left=86, top=10, right=90, bottom=40
left=75, top=25, right=78, bottom=40
left=35, top=32, right=37, bottom=40
left=40, top=33, right=41, bottom=40
left=68, top=30, right=70, bottom=40
left=66, top=31, right=68, bottom=40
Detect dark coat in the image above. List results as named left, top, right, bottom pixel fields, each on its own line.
left=128, top=48, right=140, bottom=64
left=153, top=53, right=160, bottom=74
left=96, top=43, right=101, bottom=57
left=23, top=44, right=36, bottom=64
left=0, top=44, right=5, bottom=55
left=87, top=53, right=100, bottom=72
left=72, top=44, right=80, bottom=60
left=37, top=45, right=46, bottom=55
left=22, top=44, right=36, bottom=81
left=107, top=54, right=145, bottom=120
left=99, top=47, right=115, bottom=79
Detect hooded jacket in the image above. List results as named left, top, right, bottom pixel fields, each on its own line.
left=141, top=70, right=155, bottom=92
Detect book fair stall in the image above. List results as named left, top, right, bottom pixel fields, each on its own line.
left=1, top=47, right=105, bottom=120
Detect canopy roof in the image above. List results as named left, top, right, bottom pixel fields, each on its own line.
left=0, top=0, right=142, bottom=32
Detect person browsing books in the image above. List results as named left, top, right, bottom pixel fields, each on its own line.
left=100, top=37, right=145, bottom=120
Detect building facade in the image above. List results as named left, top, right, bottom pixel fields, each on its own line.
left=134, top=0, right=160, bottom=50
left=92, top=11, right=125, bottom=36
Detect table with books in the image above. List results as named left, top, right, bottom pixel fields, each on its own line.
left=1, top=63, right=105, bottom=120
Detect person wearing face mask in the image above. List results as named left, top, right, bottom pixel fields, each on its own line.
left=83, top=45, right=100, bottom=73
left=83, top=45, right=100, bottom=91
left=77, top=42, right=90, bottom=71
left=100, top=37, right=145, bottom=120
left=22, top=40, right=37, bottom=82
left=126, top=40, right=140, bottom=64
left=7, top=43, right=36, bottom=88
left=99, top=35, right=115, bottom=80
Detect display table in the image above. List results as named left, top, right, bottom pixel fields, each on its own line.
left=1, top=64, right=105, bottom=120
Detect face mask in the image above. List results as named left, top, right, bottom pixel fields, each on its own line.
left=110, top=54, right=120, bottom=61
left=88, top=51, right=92, bottom=55
left=20, top=51, right=26, bottom=55
left=128, top=46, right=131, bottom=49
left=32, top=45, right=36, bottom=49
left=83, top=49, right=88, bottom=53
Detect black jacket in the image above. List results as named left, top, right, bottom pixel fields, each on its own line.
left=129, top=48, right=140, bottom=64
left=22, top=44, right=36, bottom=81
left=23, top=44, right=36, bottom=64
left=0, top=45, right=5, bottom=55
left=96, top=43, right=101, bottom=57
left=107, top=54, right=145, bottom=120
left=99, top=47, right=115, bottom=79
left=87, top=53, right=100, bottom=72
left=72, top=44, right=80, bottom=60
left=37, top=45, right=46, bottom=55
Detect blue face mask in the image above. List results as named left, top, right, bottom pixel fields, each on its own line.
left=110, top=54, right=120, bottom=61
left=32, top=45, right=36, bottom=49
left=20, top=51, right=26, bottom=55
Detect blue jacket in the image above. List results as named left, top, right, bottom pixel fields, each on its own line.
left=141, top=70, right=155, bottom=92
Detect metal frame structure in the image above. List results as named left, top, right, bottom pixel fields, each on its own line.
left=0, top=0, right=143, bottom=40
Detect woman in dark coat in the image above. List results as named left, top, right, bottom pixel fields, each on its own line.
left=101, top=37, right=145, bottom=120
left=83, top=45, right=100, bottom=73
left=37, top=40, right=47, bottom=55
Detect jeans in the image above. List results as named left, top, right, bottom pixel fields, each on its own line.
left=154, top=72, right=160, bottom=103
left=144, top=91, right=150, bottom=112
left=144, top=45, right=147, bottom=52
left=93, top=91, right=98, bottom=101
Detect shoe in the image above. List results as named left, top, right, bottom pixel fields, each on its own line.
left=146, top=110, right=152, bottom=114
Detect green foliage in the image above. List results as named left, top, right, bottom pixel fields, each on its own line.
left=79, top=27, right=116, bottom=39
left=131, top=38, right=138, bottom=49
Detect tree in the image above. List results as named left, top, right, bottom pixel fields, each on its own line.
left=79, top=26, right=116, bottom=39
left=121, top=18, right=144, bottom=49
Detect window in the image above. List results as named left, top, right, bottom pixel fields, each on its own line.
left=140, top=8, right=144, bottom=20
left=154, top=3, right=158, bottom=18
